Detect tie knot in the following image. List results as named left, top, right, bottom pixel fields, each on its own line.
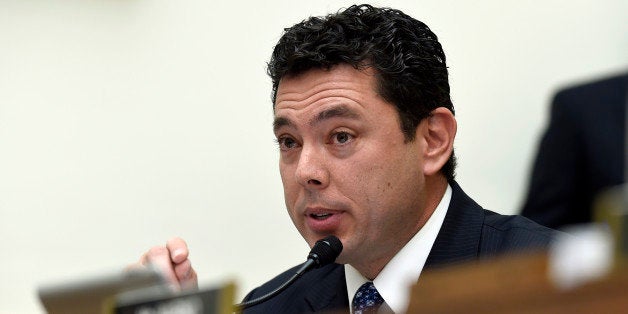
left=352, top=282, right=384, bottom=313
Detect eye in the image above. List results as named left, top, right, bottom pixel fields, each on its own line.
left=331, top=131, right=354, bottom=145
left=276, top=136, right=300, bottom=150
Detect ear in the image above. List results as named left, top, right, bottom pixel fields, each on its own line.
left=418, top=107, right=457, bottom=176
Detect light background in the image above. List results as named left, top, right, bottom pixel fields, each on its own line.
left=0, top=0, right=626, bottom=312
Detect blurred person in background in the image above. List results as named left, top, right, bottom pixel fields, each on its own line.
left=521, top=72, right=627, bottom=229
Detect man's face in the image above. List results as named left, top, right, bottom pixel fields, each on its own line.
left=273, top=64, right=429, bottom=269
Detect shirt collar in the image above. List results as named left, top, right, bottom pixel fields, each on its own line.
left=345, top=184, right=452, bottom=313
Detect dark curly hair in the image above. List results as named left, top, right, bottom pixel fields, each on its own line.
left=268, top=4, right=457, bottom=181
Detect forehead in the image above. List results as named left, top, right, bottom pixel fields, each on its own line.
left=274, top=65, right=388, bottom=121
left=275, top=65, right=379, bottom=107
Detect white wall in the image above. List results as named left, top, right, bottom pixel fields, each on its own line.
left=0, top=0, right=626, bottom=312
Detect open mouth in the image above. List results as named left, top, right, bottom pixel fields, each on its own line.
left=305, top=209, right=342, bottom=232
left=310, top=213, right=333, bottom=220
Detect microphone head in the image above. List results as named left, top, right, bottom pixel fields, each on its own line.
left=307, top=235, right=343, bottom=268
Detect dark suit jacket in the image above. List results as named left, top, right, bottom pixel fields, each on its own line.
left=242, top=181, right=555, bottom=313
left=521, top=73, right=627, bottom=229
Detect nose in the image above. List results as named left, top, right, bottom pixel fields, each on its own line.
left=295, top=146, right=329, bottom=189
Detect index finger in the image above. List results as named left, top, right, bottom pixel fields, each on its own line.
left=166, top=237, right=189, bottom=264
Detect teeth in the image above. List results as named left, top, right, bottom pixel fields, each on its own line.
left=312, top=213, right=331, bottom=219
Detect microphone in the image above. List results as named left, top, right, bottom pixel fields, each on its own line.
left=234, top=235, right=343, bottom=311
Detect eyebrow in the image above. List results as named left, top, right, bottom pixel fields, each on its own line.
left=273, top=104, right=361, bottom=133
left=273, top=116, right=292, bottom=133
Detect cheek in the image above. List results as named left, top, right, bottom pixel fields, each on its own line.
left=279, top=164, right=299, bottom=213
left=342, top=164, right=389, bottom=213
left=352, top=152, right=422, bottom=206
left=279, top=163, right=294, bottom=190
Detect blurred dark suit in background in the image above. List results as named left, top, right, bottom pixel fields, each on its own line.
left=521, top=72, right=627, bottom=229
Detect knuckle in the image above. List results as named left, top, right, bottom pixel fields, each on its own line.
left=168, top=237, right=188, bottom=250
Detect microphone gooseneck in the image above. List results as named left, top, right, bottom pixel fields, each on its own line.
left=234, top=235, right=343, bottom=312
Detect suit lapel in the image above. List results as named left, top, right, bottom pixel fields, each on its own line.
left=303, top=263, right=349, bottom=312
left=424, top=181, right=485, bottom=269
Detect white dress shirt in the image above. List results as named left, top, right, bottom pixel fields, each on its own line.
left=345, top=184, right=452, bottom=313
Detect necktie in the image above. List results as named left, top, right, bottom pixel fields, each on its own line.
left=352, top=281, right=385, bottom=313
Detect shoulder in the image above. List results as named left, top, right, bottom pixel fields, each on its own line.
left=552, top=72, right=627, bottom=111
left=556, top=73, right=626, bottom=97
left=427, top=181, right=558, bottom=267
left=448, top=180, right=557, bottom=255
left=480, top=209, right=557, bottom=256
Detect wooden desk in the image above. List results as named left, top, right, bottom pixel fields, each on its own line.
left=408, top=253, right=628, bottom=313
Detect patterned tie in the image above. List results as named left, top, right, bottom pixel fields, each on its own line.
left=352, top=281, right=385, bottom=314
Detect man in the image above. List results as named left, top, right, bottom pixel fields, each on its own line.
left=521, top=72, right=627, bottom=229
left=137, top=5, right=555, bottom=313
